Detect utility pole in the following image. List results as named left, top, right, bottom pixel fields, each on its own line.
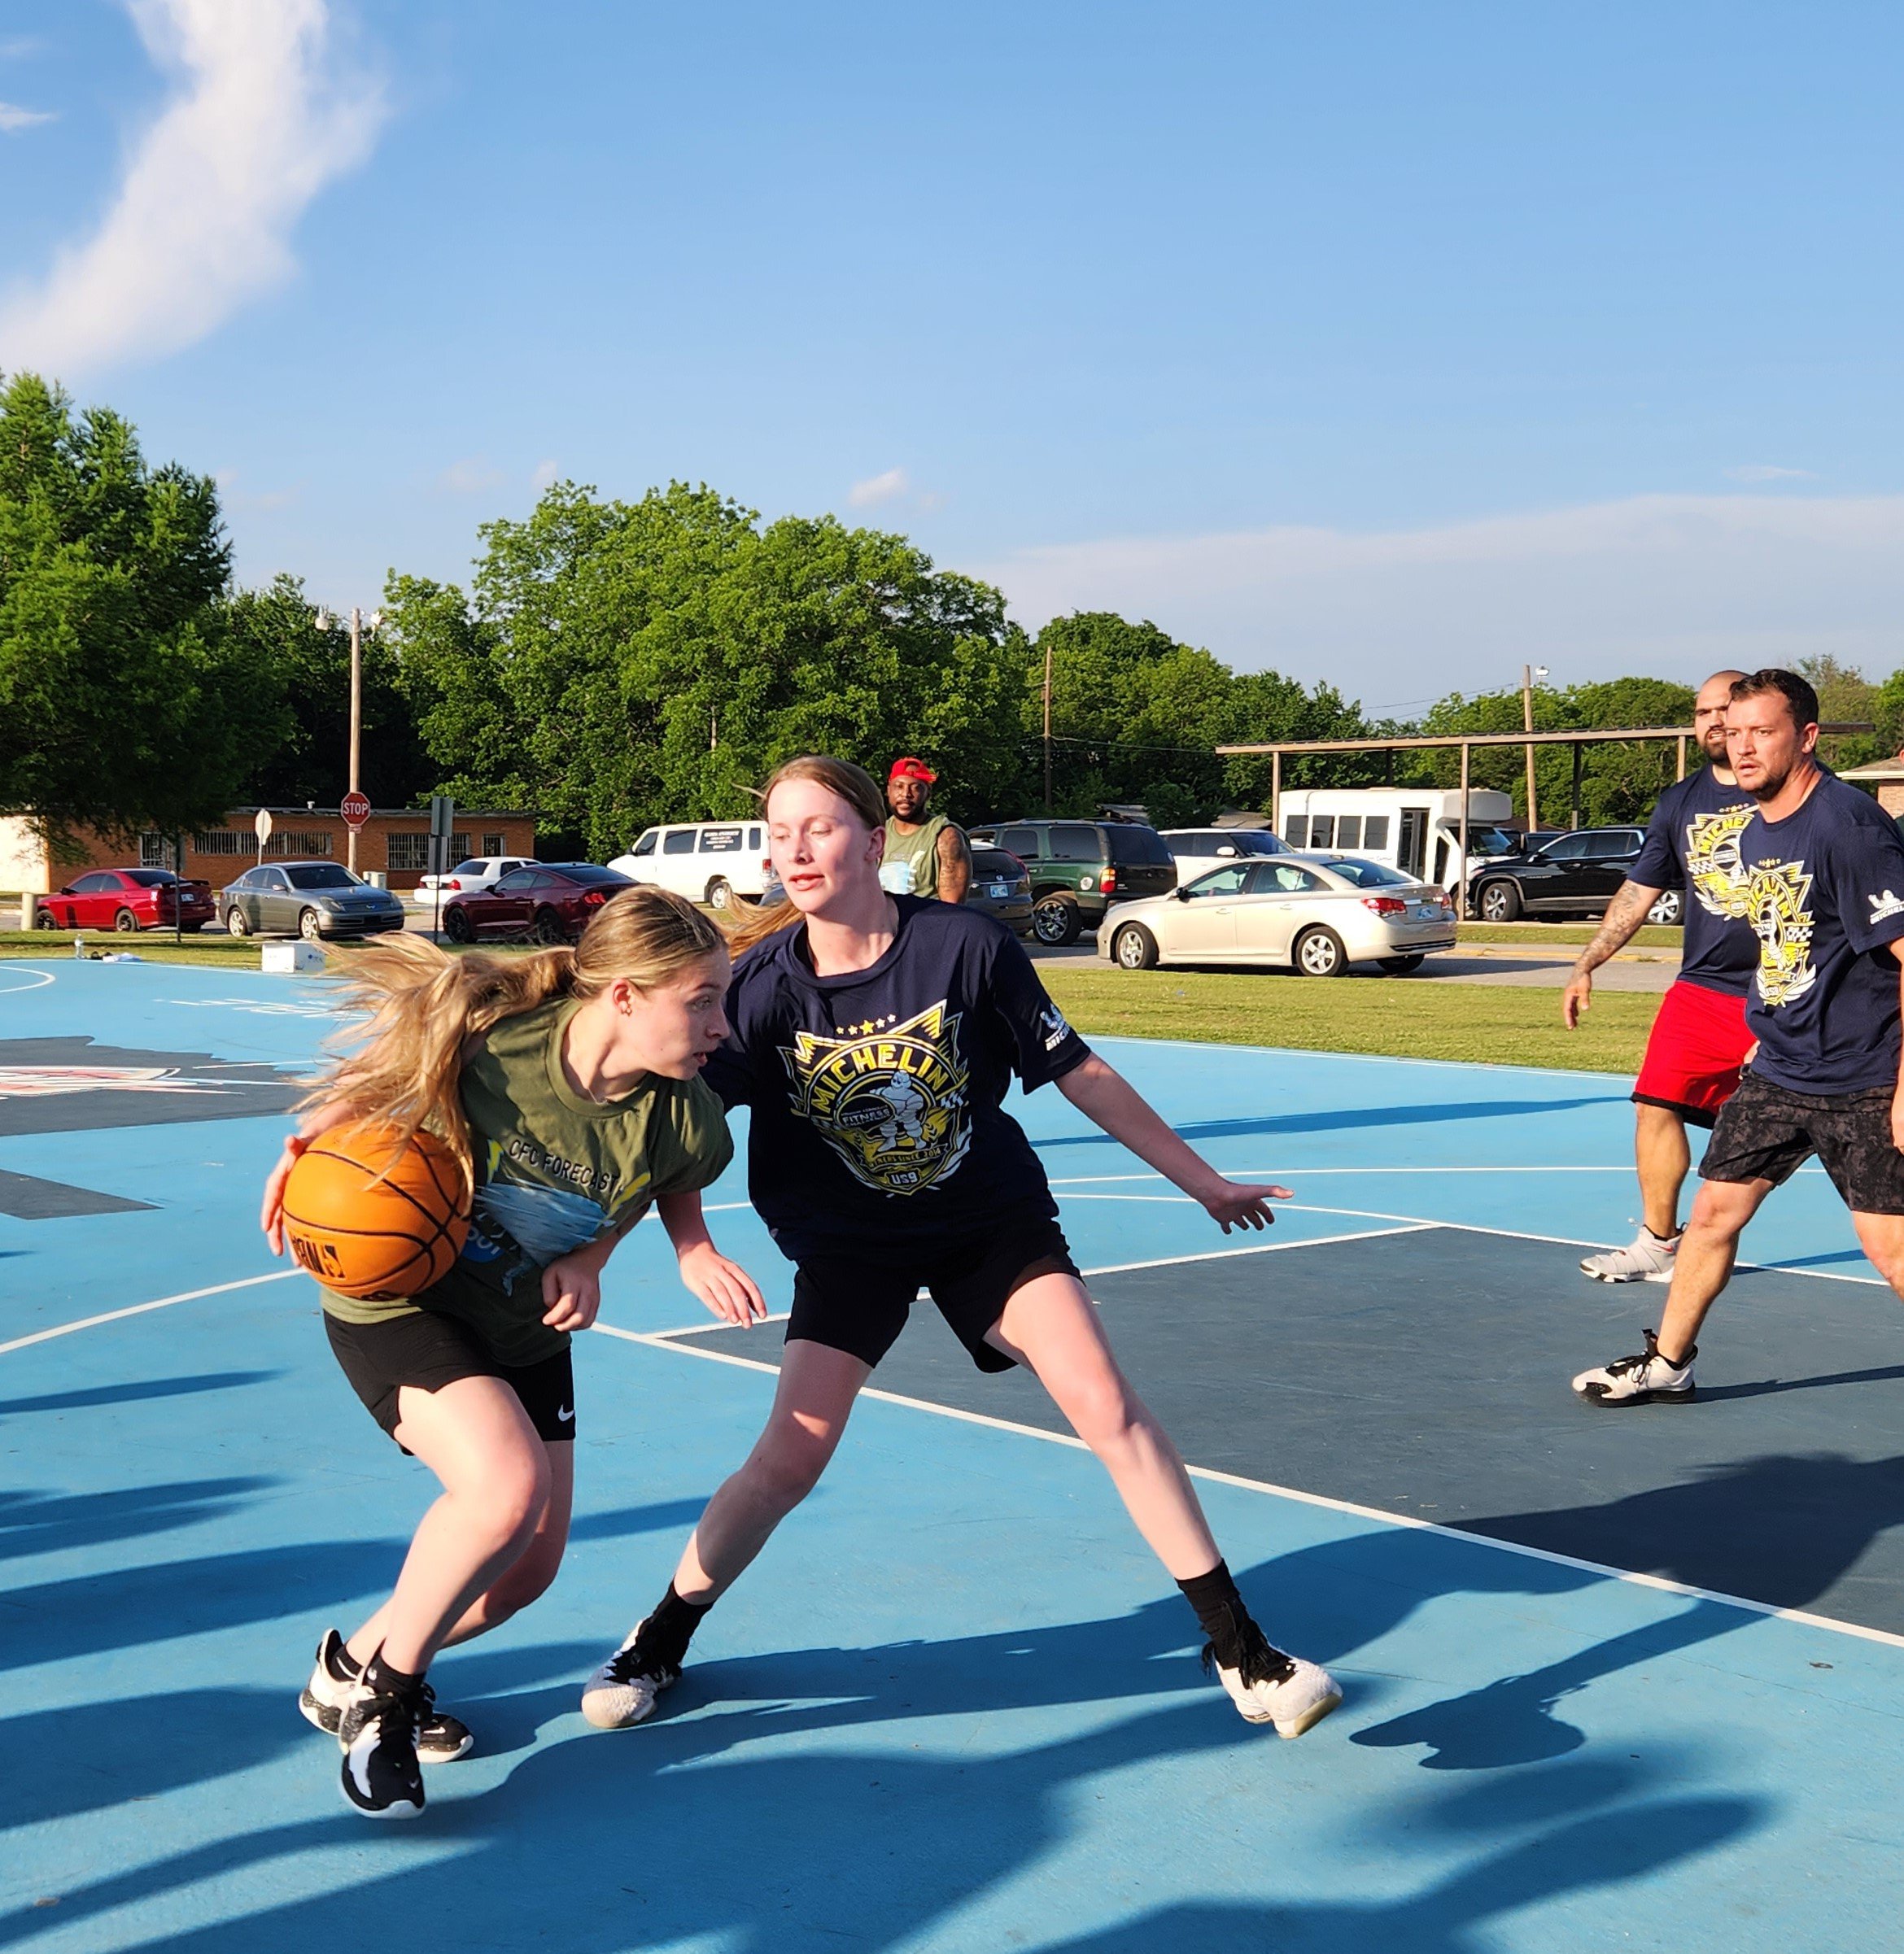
left=317, top=604, right=382, bottom=875
left=1042, top=639, right=1054, bottom=812
left=1521, top=664, right=1546, bottom=832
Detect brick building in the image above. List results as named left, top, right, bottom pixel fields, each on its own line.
left=1, top=806, right=539, bottom=896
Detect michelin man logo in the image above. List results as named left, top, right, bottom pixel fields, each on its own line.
left=1745, top=858, right=1818, bottom=1008
left=1869, top=888, right=1904, bottom=926
left=780, top=1001, right=972, bottom=1196
left=1683, top=806, right=1756, bottom=919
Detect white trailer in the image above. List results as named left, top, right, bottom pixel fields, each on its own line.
left=1277, top=787, right=1518, bottom=892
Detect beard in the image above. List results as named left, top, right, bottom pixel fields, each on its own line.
left=1701, top=726, right=1731, bottom=762
left=1745, top=760, right=1794, bottom=802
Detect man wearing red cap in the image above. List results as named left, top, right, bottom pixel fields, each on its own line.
left=881, top=757, right=970, bottom=903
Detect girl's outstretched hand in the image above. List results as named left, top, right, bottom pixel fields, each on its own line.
left=260, top=1136, right=307, bottom=1255
left=678, top=1240, right=768, bottom=1325
left=1199, top=1180, right=1294, bottom=1234
left=542, top=1256, right=604, bottom=1332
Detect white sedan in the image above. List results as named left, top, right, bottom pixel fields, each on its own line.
left=1095, top=854, right=1458, bottom=976
left=416, top=855, right=534, bottom=899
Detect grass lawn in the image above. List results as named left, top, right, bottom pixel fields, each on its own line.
left=0, top=930, right=270, bottom=969
left=1038, top=963, right=1653, bottom=1074
left=1456, top=922, right=1682, bottom=949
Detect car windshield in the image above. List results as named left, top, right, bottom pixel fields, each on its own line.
left=450, top=859, right=487, bottom=875
left=1320, top=857, right=1417, bottom=888
left=125, top=870, right=177, bottom=886
left=1105, top=825, right=1173, bottom=865
left=284, top=865, right=362, bottom=891
left=1467, top=827, right=1518, bottom=854
left=970, top=849, right=1021, bottom=875
left=1234, top=831, right=1288, bottom=854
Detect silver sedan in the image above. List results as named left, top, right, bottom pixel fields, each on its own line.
left=1096, top=854, right=1458, bottom=976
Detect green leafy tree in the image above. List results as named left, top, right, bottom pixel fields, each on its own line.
left=0, top=373, right=287, bottom=852
left=1794, top=654, right=1883, bottom=770
left=388, top=482, right=1037, bottom=859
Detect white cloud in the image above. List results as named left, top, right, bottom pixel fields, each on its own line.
left=849, top=466, right=909, bottom=508
left=439, top=457, right=504, bottom=495
left=530, top=459, right=560, bottom=491
left=0, top=102, right=53, bottom=132
left=1725, top=464, right=1818, bottom=483
left=0, top=0, right=385, bottom=377
left=972, top=494, right=1904, bottom=707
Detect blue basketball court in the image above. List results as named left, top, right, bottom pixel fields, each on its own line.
left=5, top=955, right=1904, bottom=1952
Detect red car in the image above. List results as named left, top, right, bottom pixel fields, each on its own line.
left=439, top=862, right=633, bottom=944
left=36, top=868, right=216, bottom=933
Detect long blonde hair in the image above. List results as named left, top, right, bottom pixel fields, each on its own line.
left=313, top=884, right=727, bottom=1189
left=725, top=753, right=889, bottom=955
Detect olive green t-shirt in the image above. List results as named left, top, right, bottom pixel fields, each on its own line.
left=321, top=998, right=734, bottom=1365
left=880, top=813, right=954, bottom=897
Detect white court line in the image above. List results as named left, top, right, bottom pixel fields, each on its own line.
left=1080, top=1223, right=1437, bottom=1277
left=0, top=1269, right=302, bottom=1355
left=660, top=1311, right=793, bottom=1337
left=0, top=965, right=57, bottom=994
left=593, top=1315, right=1904, bottom=1655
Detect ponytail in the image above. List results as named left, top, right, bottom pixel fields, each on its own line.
left=310, top=885, right=725, bottom=1189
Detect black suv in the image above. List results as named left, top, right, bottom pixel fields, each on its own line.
left=974, top=819, right=1179, bottom=944
left=1467, top=827, right=1683, bottom=923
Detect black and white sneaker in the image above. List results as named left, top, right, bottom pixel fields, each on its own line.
left=1203, top=1607, right=1342, bottom=1738
left=580, top=1618, right=681, bottom=1729
left=1572, top=1329, right=1697, bottom=1407
left=300, top=1629, right=474, bottom=1760
left=337, top=1671, right=427, bottom=1819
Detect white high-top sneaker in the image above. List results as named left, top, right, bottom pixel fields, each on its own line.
left=1579, top=1227, right=1680, bottom=1284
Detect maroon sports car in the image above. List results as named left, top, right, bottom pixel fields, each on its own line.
left=439, top=862, right=633, bottom=944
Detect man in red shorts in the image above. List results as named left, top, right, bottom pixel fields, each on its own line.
left=1561, top=670, right=1754, bottom=1282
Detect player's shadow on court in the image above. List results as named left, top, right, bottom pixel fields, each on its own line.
left=1341, top=1452, right=1904, bottom=1769
left=1032, top=1096, right=1620, bottom=1151
left=1018, top=1799, right=1759, bottom=1954
left=0, top=1370, right=282, bottom=1418
left=0, top=1656, right=1766, bottom=1954
left=0, top=1477, right=278, bottom=1566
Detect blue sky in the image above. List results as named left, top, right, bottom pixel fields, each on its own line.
left=2, top=1, right=1901, bottom=712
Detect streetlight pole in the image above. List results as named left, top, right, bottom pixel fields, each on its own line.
left=316, top=604, right=382, bottom=875
left=1042, top=639, right=1054, bottom=812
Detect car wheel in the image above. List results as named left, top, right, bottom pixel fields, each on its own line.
left=443, top=905, right=474, bottom=944
left=298, top=908, right=323, bottom=942
left=113, top=907, right=139, bottom=932
left=531, top=907, right=567, bottom=946
left=225, top=906, right=250, bottom=937
left=1294, top=926, right=1348, bottom=977
left=1647, top=888, right=1684, bottom=927
left=705, top=876, right=733, bottom=909
left=1112, top=922, right=1159, bottom=970
left=33, top=905, right=56, bottom=930
left=1378, top=953, right=1426, bottom=974
left=1033, top=894, right=1082, bottom=946
left=1478, top=879, right=1522, bottom=922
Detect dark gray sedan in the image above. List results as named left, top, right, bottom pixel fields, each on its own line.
left=221, top=861, right=408, bottom=940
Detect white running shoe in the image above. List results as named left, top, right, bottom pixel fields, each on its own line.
left=1571, top=1329, right=1697, bottom=1407
left=581, top=1618, right=681, bottom=1730
left=300, top=1629, right=474, bottom=1760
left=1206, top=1614, right=1342, bottom=1738
left=1579, top=1228, right=1680, bottom=1284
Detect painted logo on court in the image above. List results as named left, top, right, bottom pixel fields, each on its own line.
left=1683, top=805, right=1755, bottom=920
left=1744, top=858, right=1817, bottom=1007
left=779, top=1001, right=972, bottom=1197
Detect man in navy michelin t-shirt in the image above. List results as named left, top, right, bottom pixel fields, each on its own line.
left=1574, top=668, right=1904, bottom=1405
left=1563, top=669, right=1756, bottom=1284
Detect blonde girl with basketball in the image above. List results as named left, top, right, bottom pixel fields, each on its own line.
left=260, top=886, right=764, bottom=1817
left=581, top=758, right=1340, bottom=1742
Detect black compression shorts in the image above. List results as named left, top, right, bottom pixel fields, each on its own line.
left=788, top=1214, right=1081, bottom=1375
left=324, top=1310, right=576, bottom=1446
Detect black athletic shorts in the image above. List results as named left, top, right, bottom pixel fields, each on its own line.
left=324, top=1309, right=577, bottom=1445
left=1699, top=1068, right=1904, bottom=1215
left=788, top=1213, right=1081, bottom=1375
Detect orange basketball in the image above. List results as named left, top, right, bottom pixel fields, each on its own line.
left=282, top=1120, right=470, bottom=1301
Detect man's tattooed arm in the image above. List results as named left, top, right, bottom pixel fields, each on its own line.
left=1574, top=880, right=1662, bottom=976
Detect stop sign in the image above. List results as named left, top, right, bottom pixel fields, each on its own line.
left=340, top=790, right=372, bottom=831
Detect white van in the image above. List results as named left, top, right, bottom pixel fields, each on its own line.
left=609, top=820, right=772, bottom=909
left=1278, top=788, right=1518, bottom=892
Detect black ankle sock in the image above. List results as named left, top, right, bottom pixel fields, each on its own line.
left=637, top=1585, right=713, bottom=1670
left=325, top=1638, right=363, bottom=1684
left=1177, top=1560, right=1250, bottom=1655
left=361, top=1649, right=424, bottom=1698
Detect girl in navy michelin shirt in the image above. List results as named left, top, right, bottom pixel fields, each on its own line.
left=583, top=755, right=1340, bottom=1740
